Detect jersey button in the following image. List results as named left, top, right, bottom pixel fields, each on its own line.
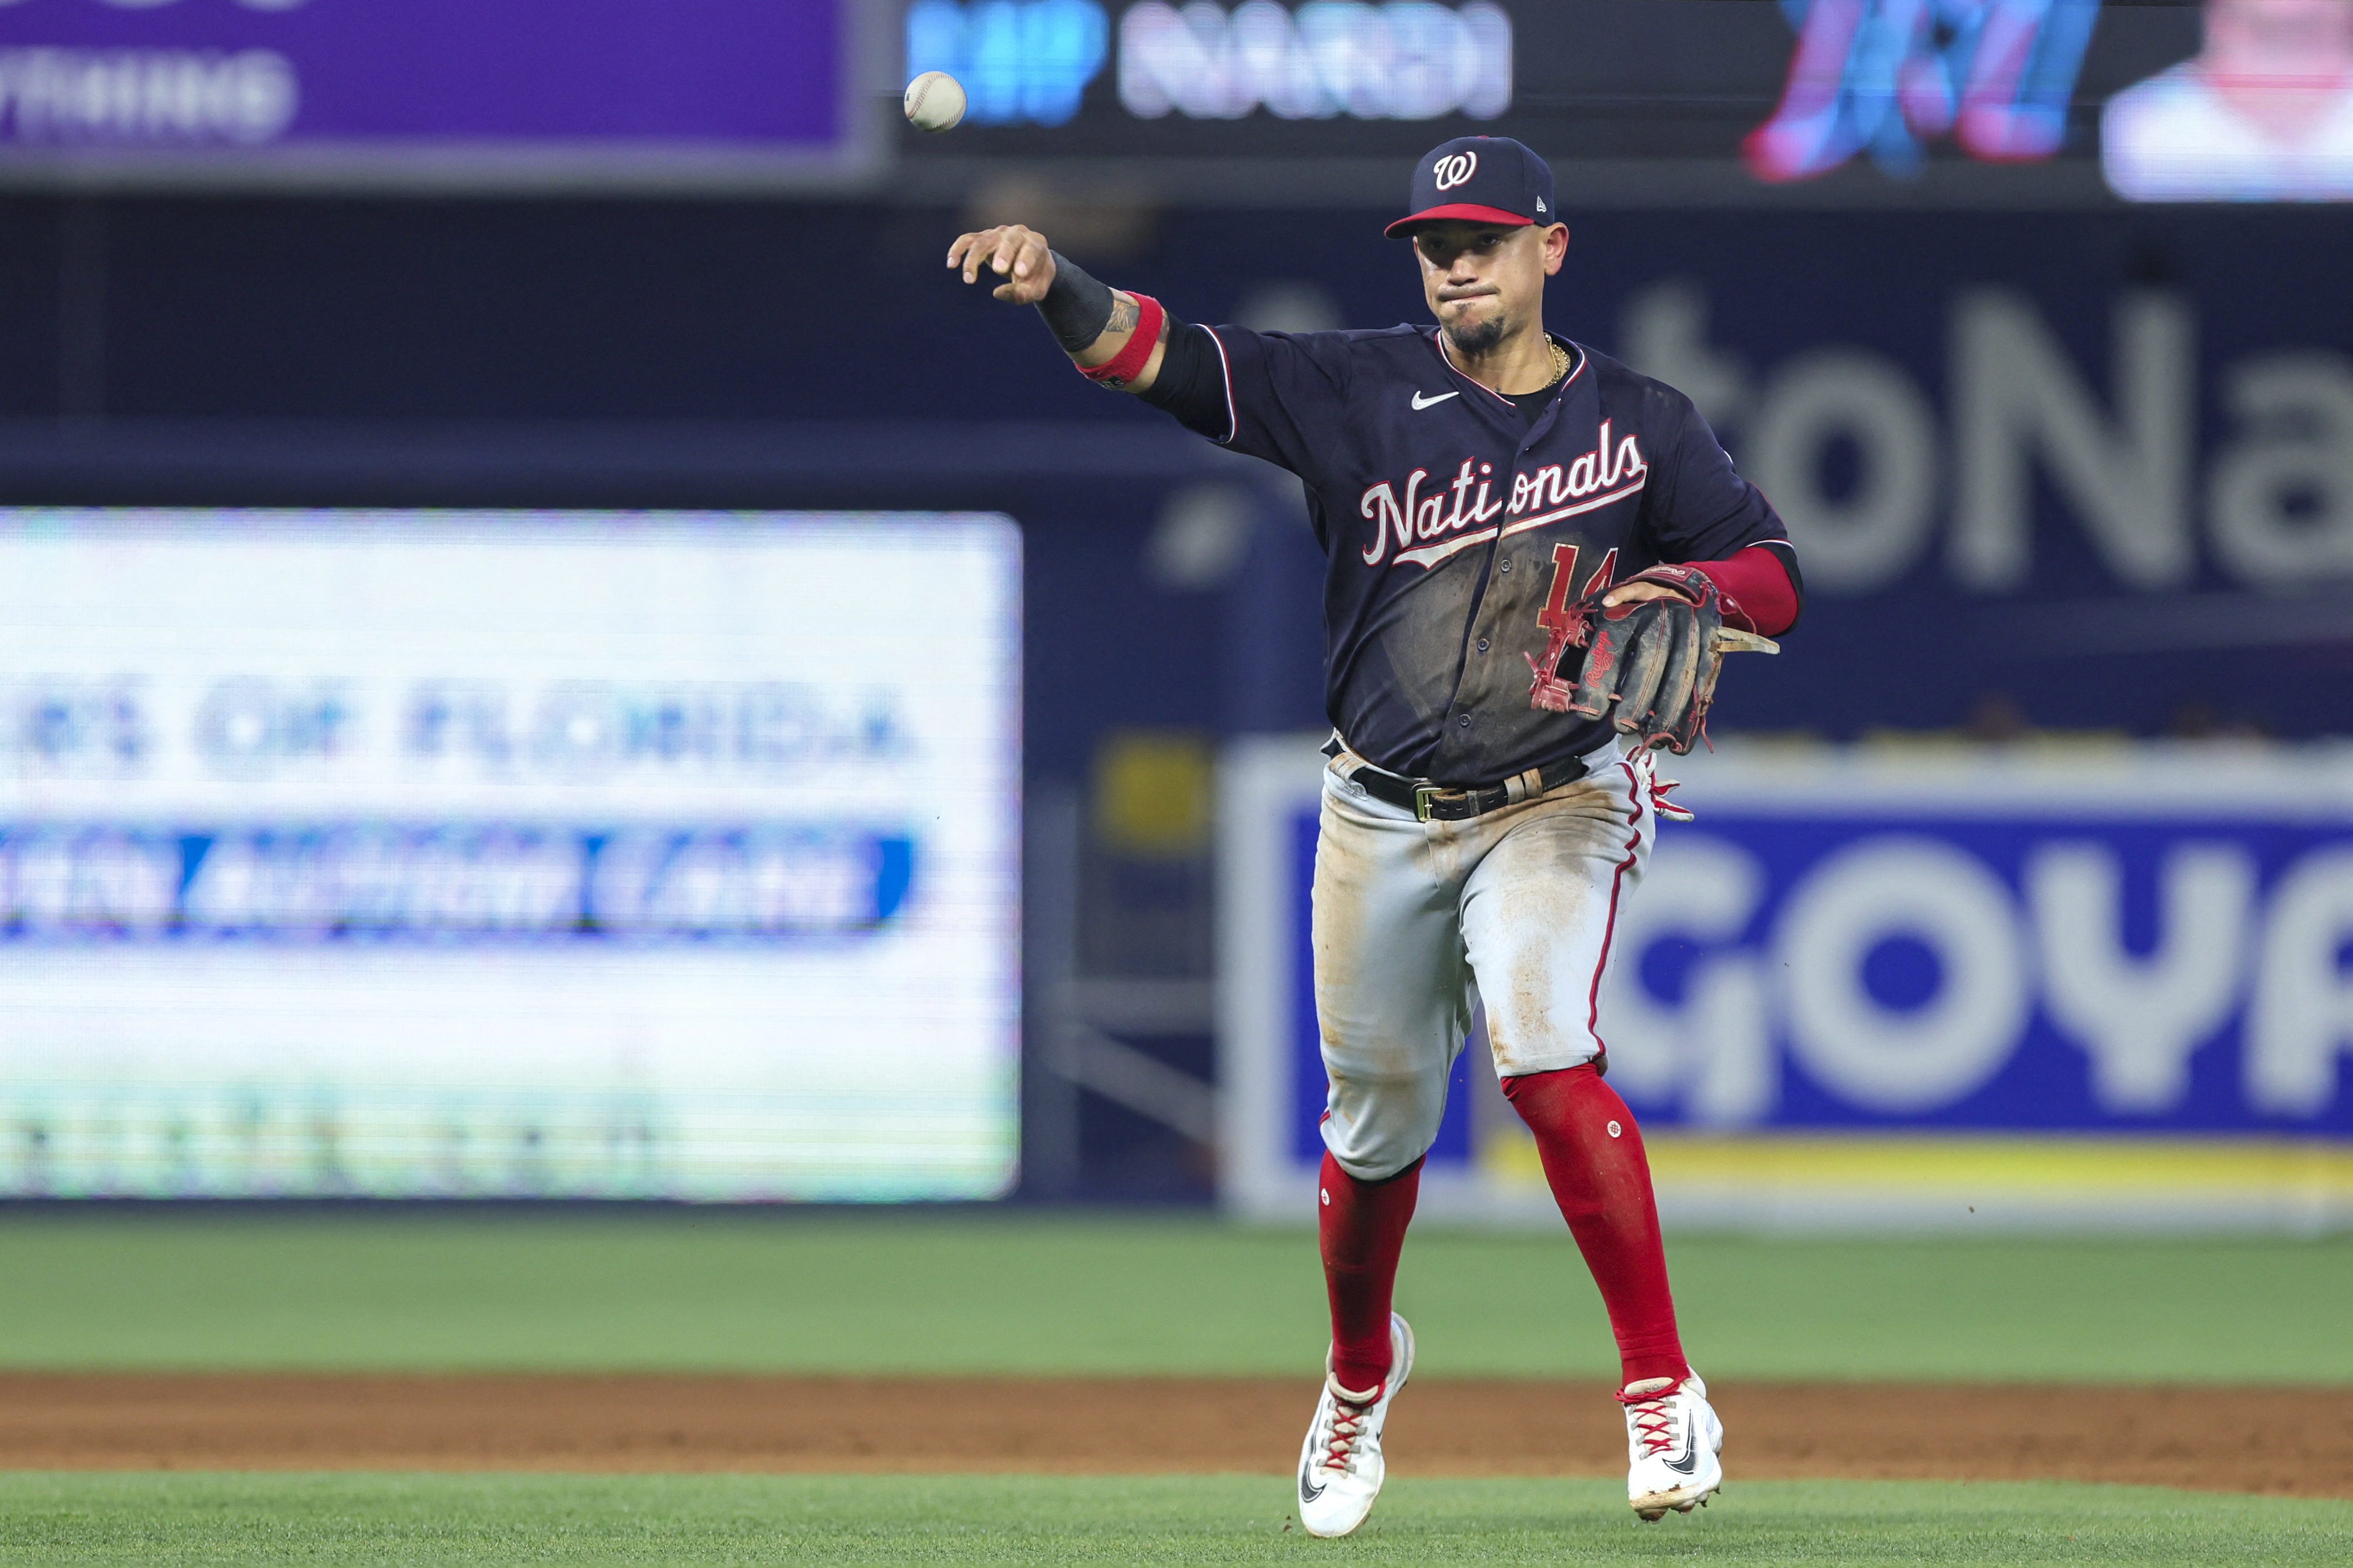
left=1498, top=559, right=1511, bottom=574
left=1457, top=714, right=1471, bottom=728
left=1476, top=638, right=1490, bottom=653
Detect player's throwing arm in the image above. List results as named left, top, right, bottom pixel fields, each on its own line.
left=946, top=226, right=1170, bottom=393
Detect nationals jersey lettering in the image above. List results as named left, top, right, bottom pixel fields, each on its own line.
left=1359, top=418, right=1651, bottom=570
left=1189, top=323, right=1791, bottom=781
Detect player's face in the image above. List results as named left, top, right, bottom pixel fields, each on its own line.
left=1411, top=222, right=1567, bottom=356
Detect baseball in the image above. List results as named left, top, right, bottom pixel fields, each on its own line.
left=904, top=71, right=966, bottom=133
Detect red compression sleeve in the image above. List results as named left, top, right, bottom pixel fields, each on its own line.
left=1500, top=1066, right=1690, bottom=1389
left=1690, top=545, right=1799, bottom=636
left=1319, top=1151, right=1421, bottom=1395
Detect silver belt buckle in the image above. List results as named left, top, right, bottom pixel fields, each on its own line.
left=1413, top=782, right=1445, bottom=822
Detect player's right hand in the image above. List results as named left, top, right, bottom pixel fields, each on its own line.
left=947, top=225, right=1055, bottom=304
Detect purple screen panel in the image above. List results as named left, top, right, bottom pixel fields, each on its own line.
left=0, top=0, right=844, bottom=147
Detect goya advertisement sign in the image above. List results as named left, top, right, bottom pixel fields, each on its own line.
left=1219, top=736, right=2353, bottom=1229
left=0, top=509, right=1021, bottom=1201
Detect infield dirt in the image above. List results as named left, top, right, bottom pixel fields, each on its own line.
left=0, top=1376, right=2345, bottom=1499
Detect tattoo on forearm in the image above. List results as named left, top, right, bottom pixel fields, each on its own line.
left=1106, top=295, right=1140, bottom=337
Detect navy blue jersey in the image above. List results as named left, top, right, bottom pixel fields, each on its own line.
left=1192, top=323, right=1793, bottom=782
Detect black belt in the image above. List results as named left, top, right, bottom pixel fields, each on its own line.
left=1323, top=736, right=1596, bottom=823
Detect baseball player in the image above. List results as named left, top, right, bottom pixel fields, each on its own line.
left=949, top=136, right=1801, bottom=1536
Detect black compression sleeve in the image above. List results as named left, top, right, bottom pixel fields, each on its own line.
left=1035, top=251, right=1116, bottom=355
left=1135, top=318, right=1230, bottom=441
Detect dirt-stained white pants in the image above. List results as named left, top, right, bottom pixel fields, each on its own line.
left=1312, top=737, right=1654, bottom=1181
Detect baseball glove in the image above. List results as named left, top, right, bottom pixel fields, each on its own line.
left=1565, top=565, right=1774, bottom=754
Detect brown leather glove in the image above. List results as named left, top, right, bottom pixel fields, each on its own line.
left=1565, top=565, right=1728, bottom=754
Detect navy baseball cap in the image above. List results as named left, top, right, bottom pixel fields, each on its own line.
left=1386, top=136, right=1558, bottom=238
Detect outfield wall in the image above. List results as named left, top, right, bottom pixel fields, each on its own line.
left=1218, top=734, right=2353, bottom=1232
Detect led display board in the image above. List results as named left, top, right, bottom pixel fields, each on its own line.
left=0, top=509, right=1021, bottom=1201
left=0, top=0, right=877, bottom=190
left=906, top=1, right=2353, bottom=203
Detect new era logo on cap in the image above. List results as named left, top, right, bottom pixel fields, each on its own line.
left=1386, top=136, right=1558, bottom=238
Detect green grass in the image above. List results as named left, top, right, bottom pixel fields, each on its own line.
left=0, top=1473, right=2344, bottom=1567
left=1, top=1213, right=2346, bottom=1382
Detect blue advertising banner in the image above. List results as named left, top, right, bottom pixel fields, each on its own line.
left=1602, top=809, right=2353, bottom=1138
left=1219, top=736, right=2353, bottom=1230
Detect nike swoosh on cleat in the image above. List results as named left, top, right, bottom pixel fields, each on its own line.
left=1664, top=1413, right=1701, bottom=1476
left=1299, top=1465, right=1326, bottom=1504
left=1410, top=391, right=1458, bottom=410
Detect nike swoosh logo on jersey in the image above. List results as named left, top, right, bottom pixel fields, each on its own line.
left=1409, top=390, right=1458, bottom=410
left=1664, top=1413, right=1701, bottom=1476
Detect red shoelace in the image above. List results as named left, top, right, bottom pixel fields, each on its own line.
left=1318, top=1390, right=1378, bottom=1471
left=1619, top=1386, right=1680, bottom=1459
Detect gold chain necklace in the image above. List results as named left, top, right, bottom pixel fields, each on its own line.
left=1441, top=333, right=1570, bottom=393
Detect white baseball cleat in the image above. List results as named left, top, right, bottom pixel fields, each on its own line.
left=1622, top=1371, right=1725, bottom=1520
left=1295, top=1312, right=1415, bottom=1539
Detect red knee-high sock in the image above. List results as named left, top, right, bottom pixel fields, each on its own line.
left=1318, top=1150, right=1422, bottom=1394
left=1500, top=1065, right=1690, bottom=1389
